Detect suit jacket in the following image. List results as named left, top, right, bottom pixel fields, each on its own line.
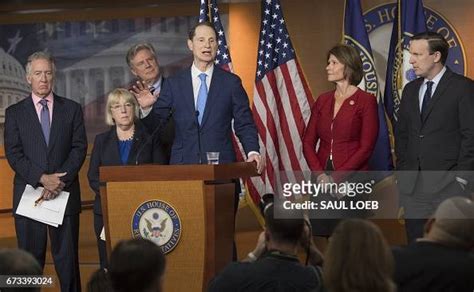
left=395, top=67, right=474, bottom=194
left=4, top=94, right=87, bottom=215
left=143, top=66, right=259, bottom=164
left=303, top=88, right=378, bottom=172
left=87, top=121, right=165, bottom=215
left=130, top=77, right=175, bottom=164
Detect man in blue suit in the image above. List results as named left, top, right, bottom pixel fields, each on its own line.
left=138, top=21, right=263, bottom=171
left=4, top=51, right=87, bottom=292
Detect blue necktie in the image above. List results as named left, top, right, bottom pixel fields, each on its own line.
left=196, top=73, right=208, bottom=125
left=39, top=99, right=50, bottom=145
left=421, top=81, right=434, bottom=116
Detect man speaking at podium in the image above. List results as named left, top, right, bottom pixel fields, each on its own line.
left=137, top=21, right=263, bottom=173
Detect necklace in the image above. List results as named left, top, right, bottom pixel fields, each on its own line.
left=118, top=128, right=135, bottom=141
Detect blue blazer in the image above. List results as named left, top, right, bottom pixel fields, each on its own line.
left=4, top=94, right=87, bottom=215
left=143, top=66, right=259, bottom=164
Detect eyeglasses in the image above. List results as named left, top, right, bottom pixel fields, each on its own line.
left=111, top=103, right=133, bottom=111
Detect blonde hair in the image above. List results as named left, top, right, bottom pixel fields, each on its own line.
left=323, top=219, right=395, bottom=292
left=105, top=88, right=139, bottom=126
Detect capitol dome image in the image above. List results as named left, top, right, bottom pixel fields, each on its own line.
left=0, top=47, right=30, bottom=144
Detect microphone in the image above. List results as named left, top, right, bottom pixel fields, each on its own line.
left=195, top=110, right=203, bottom=164
left=135, top=106, right=173, bottom=165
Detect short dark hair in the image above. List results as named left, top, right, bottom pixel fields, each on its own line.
left=264, top=204, right=304, bottom=245
left=188, top=21, right=217, bottom=41
left=327, top=44, right=363, bottom=85
left=0, top=248, right=42, bottom=292
left=109, top=238, right=166, bottom=292
left=87, top=268, right=112, bottom=292
left=411, top=31, right=449, bottom=65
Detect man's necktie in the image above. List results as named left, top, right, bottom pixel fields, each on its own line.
left=196, top=73, right=208, bottom=125
left=150, top=86, right=156, bottom=96
left=421, top=81, right=434, bottom=116
left=39, top=99, right=50, bottom=145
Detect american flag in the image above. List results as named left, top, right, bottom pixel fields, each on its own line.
left=198, top=0, right=208, bottom=23
left=250, top=0, right=314, bottom=201
left=210, top=0, right=233, bottom=72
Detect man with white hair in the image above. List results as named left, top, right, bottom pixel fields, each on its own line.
left=393, top=196, right=474, bottom=292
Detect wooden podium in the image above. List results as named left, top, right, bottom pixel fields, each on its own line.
left=99, top=162, right=258, bottom=291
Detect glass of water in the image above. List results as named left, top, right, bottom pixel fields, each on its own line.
left=206, top=152, right=220, bottom=164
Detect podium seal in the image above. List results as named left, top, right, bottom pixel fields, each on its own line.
left=131, top=200, right=182, bottom=254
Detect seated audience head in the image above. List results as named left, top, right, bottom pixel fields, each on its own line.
left=109, top=238, right=166, bottom=292
left=0, top=248, right=42, bottom=292
left=105, top=88, right=139, bottom=126
left=323, top=219, right=395, bottom=292
left=87, top=268, right=112, bottom=292
left=264, top=203, right=305, bottom=248
left=424, top=196, right=474, bottom=249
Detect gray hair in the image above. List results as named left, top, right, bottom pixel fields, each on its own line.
left=105, top=88, right=139, bottom=126
left=126, top=43, right=157, bottom=68
left=25, top=51, right=56, bottom=76
left=430, top=196, right=474, bottom=247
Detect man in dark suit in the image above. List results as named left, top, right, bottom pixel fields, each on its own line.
left=137, top=21, right=263, bottom=171
left=127, top=42, right=174, bottom=164
left=395, top=32, right=474, bottom=243
left=4, top=51, right=87, bottom=292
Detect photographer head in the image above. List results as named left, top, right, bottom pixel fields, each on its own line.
left=109, top=238, right=166, bottom=292
left=423, top=196, right=474, bottom=249
left=263, top=203, right=305, bottom=254
left=0, top=248, right=42, bottom=292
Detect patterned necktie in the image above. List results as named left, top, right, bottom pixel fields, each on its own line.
left=196, top=73, right=208, bottom=125
left=421, top=81, right=434, bottom=116
left=39, top=99, right=50, bottom=145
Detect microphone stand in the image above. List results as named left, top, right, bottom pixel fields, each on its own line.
left=196, top=110, right=202, bottom=164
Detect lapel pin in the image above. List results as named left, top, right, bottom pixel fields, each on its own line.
left=349, top=100, right=355, bottom=106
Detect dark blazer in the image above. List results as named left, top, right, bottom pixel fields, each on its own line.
left=395, top=67, right=474, bottom=194
left=87, top=121, right=165, bottom=215
left=143, top=66, right=259, bottom=164
left=4, top=94, right=87, bottom=215
left=303, top=88, right=379, bottom=171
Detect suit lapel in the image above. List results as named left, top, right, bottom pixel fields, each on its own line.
left=127, top=126, right=144, bottom=165
left=105, top=128, right=122, bottom=164
left=421, top=68, right=453, bottom=124
left=48, top=94, right=64, bottom=153
left=23, top=96, right=48, bottom=150
left=201, top=67, right=221, bottom=127
left=408, top=79, right=423, bottom=130
left=180, top=68, right=197, bottom=122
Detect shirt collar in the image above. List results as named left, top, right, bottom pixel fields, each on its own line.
left=191, top=62, right=214, bottom=80
left=151, top=76, right=162, bottom=90
left=423, top=66, right=446, bottom=86
left=31, top=91, right=54, bottom=105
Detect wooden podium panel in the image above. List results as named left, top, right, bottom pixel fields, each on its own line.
left=105, top=180, right=207, bottom=291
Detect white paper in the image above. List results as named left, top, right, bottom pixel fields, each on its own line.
left=100, top=227, right=106, bottom=241
left=15, top=185, right=70, bottom=227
